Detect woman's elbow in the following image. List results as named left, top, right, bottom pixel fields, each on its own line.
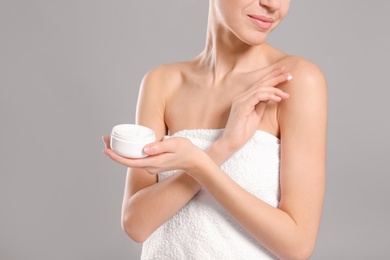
left=290, top=247, right=314, bottom=260
left=282, top=242, right=315, bottom=260
left=121, top=215, right=149, bottom=243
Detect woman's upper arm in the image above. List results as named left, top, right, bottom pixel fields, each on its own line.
left=278, top=59, right=328, bottom=246
left=125, top=67, right=169, bottom=197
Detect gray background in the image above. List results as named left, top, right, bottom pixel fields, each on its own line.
left=1, top=1, right=389, bottom=259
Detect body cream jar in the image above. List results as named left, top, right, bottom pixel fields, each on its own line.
left=111, top=124, right=156, bottom=158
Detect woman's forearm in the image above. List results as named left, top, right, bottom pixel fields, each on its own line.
left=189, top=157, right=323, bottom=260
left=122, top=171, right=200, bottom=243
left=121, top=138, right=233, bottom=243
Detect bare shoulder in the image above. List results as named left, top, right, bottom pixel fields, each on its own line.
left=281, top=56, right=327, bottom=94
left=266, top=44, right=327, bottom=91
left=136, top=62, right=191, bottom=134
left=140, top=62, right=188, bottom=92
left=277, top=55, right=328, bottom=130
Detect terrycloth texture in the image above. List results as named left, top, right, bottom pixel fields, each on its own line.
left=141, top=129, right=280, bottom=260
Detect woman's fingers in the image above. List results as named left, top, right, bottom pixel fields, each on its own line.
left=257, top=66, right=285, bottom=82
left=244, top=72, right=292, bottom=102
left=143, top=140, right=170, bottom=155
left=260, top=72, right=292, bottom=89
left=103, top=137, right=193, bottom=171
left=254, top=102, right=268, bottom=117
left=238, top=84, right=289, bottom=108
left=245, top=72, right=291, bottom=96
left=144, top=138, right=189, bottom=155
left=103, top=147, right=156, bottom=169
left=102, top=134, right=148, bottom=168
left=102, top=139, right=199, bottom=175
left=103, top=148, right=132, bottom=166
left=231, top=72, right=292, bottom=117
left=102, top=135, right=111, bottom=149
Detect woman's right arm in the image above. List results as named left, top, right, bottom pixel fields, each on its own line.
left=119, top=68, right=191, bottom=243
left=118, top=67, right=232, bottom=243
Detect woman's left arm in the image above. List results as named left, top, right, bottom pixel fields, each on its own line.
left=188, top=60, right=327, bottom=260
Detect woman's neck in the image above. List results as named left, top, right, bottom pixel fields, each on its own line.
left=197, top=6, right=270, bottom=85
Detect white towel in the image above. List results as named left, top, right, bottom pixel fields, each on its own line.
left=141, top=129, right=280, bottom=260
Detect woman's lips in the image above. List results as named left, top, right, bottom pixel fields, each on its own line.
left=248, top=14, right=274, bottom=30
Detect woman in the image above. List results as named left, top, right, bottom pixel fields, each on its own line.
left=103, top=0, right=327, bottom=259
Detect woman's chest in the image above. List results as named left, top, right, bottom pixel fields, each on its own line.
left=164, top=82, right=280, bottom=137
left=165, top=85, right=235, bottom=131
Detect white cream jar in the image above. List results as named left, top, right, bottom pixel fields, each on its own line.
left=110, top=124, right=156, bottom=158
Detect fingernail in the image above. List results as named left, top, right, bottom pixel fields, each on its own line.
left=143, top=146, right=151, bottom=154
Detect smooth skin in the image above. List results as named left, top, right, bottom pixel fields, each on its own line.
left=103, top=0, right=327, bottom=259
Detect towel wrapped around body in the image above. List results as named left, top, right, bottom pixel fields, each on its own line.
left=141, top=129, right=280, bottom=260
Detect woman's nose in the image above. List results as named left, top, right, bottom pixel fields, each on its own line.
left=259, top=0, right=280, bottom=12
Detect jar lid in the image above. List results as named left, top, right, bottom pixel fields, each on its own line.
left=111, top=124, right=155, bottom=142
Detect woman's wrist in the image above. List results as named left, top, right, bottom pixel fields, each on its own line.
left=170, top=136, right=238, bottom=190
left=207, top=137, right=237, bottom=166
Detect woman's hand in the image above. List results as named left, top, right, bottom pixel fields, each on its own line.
left=217, top=67, right=291, bottom=153
left=103, top=135, right=206, bottom=175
